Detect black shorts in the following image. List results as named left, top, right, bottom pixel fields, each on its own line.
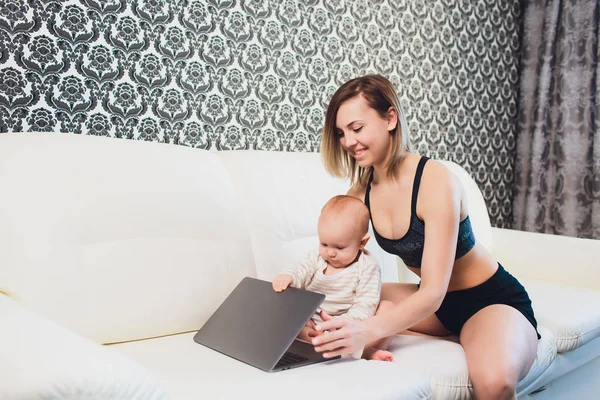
left=425, top=264, right=541, bottom=339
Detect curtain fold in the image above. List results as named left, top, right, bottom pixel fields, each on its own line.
left=514, top=0, right=599, bottom=238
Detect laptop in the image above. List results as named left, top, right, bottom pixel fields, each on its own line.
left=193, top=276, right=340, bottom=372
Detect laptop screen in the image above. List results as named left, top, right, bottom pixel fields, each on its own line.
left=194, top=277, right=324, bottom=370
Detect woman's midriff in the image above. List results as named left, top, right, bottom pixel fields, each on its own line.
left=406, top=242, right=498, bottom=292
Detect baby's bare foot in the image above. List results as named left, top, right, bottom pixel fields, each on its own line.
left=363, top=347, right=394, bottom=362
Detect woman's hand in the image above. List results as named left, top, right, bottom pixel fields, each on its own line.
left=312, top=310, right=373, bottom=358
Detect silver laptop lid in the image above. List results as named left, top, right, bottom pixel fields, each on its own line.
left=194, top=277, right=325, bottom=371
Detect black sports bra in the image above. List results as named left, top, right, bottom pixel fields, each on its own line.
left=364, top=156, right=476, bottom=268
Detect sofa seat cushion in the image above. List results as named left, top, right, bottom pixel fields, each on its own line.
left=387, top=326, right=555, bottom=399
left=524, top=280, right=600, bottom=353
left=0, top=295, right=167, bottom=400
left=112, top=332, right=432, bottom=400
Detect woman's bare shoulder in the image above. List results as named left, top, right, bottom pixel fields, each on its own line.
left=424, top=159, right=457, bottom=183
left=420, top=159, right=464, bottom=212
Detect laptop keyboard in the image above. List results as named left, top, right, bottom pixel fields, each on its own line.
left=274, top=352, right=309, bottom=369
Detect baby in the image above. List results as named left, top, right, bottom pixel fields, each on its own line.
left=272, top=195, right=393, bottom=361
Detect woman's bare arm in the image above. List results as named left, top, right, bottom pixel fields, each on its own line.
left=366, top=161, right=461, bottom=340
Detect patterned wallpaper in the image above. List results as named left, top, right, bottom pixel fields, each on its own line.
left=0, top=0, right=521, bottom=228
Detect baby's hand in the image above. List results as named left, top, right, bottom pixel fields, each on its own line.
left=272, top=274, right=294, bottom=292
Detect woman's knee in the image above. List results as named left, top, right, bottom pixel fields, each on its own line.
left=470, top=370, right=517, bottom=400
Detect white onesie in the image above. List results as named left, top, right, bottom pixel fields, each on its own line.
left=286, top=249, right=382, bottom=324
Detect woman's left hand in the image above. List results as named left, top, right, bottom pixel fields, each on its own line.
left=312, top=310, right=372, bottom=358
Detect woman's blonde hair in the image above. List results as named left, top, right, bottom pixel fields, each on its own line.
left=321, top=74, right=411, bottom=188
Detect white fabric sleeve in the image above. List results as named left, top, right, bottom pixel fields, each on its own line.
left=0, top=294, right=167, bottom=400
left=286, top=250, right=320, bottom=289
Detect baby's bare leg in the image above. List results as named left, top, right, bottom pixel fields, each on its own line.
left=363, top=300, right=395, bottom=361
left=297, top=319, right=318, bottom=343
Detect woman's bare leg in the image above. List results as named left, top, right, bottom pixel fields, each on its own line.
left=460, top=305, right=538, bottom=400
left=363, top=282, right=455, bottom=360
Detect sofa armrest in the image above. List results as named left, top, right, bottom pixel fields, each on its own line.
left=491, top=227, right=600, bottom=290
left=0, top=294, right=167, bottom=400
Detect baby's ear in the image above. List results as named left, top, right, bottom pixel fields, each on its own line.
left=360, top=234, right=370, bottom=249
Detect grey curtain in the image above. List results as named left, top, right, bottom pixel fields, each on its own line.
left=514, top=0, right=599, bottom=238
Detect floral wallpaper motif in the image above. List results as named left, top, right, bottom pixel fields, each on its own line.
left=0, top=0, right=521, bottom=228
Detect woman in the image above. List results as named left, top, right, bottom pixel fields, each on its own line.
left=313, top=75, right=539, bottom=400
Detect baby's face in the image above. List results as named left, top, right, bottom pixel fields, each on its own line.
left=317, top=216, right=365, bottom=268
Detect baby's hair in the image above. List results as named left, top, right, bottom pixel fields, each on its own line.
left=320, top=195, right=370, bottom=237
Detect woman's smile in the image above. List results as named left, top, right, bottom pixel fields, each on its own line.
left=353, top=147, right=367, bottom=158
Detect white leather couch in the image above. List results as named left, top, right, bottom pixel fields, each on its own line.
left=1, top=133, right=599, bottom=400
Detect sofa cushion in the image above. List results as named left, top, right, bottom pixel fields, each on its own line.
left=217, top=151, right=400, bottom=283
left=387, top=326, right=555, bottom=399
left=524, top=279, right=600, bottom=353
left=517, top=335, right=600, bottom=395
left=0, top=133, right=256, bottom=343
left=490, top=227, right=600, bottom=291
left=0, top=295, right=167, bottom=400
left=112, top=332, right=433, bottom=400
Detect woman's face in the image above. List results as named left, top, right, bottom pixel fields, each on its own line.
left=335, top=94, right=396, bottom=169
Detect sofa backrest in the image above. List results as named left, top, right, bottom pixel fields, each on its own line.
left=0, top=134, right=493, bottom=344
left=218, top=151, right=400, bottom=283
left=0, top=133, right=256, bottom=344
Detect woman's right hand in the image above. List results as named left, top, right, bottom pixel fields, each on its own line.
left=272, top=274, right=293, bottom=292
left=312, top=311, right=374, bottom=358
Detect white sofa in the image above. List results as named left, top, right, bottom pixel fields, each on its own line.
left=1, top=133, right=599, bottom=400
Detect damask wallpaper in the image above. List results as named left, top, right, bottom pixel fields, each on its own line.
left=0, top=0, right=521, bottom=228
